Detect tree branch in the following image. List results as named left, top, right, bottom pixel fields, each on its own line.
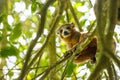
left=88, top=0, right=119, bottom=79
left=32, top=20, right=97, bottom=79
left=18, top=0, right=56, bottom=79
left=33, top=52, right=72, bottom=80
left=68, top=0, right=82, bottom=31
left=18, top=0, right=67, bottom=78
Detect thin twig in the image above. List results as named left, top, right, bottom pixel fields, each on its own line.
left=0, top=60, right=22, bottom=79
left=32, top=52, right=72, bottom=80
left=34, top=53, right=42, bottom=79
left=61, top=60, right=69, bottom=80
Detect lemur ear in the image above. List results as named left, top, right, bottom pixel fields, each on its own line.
left=57, top=31, right=59, bottom=34
left=56, top=29, right=60, bottom=34
left=70, top=22, right=75, bottom=28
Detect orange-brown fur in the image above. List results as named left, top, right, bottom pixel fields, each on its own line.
left=57, top=23, right=97, bottom=64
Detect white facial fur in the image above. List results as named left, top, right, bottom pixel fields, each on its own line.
left=57, top=25, right=72, bottom=38
left=57, top=23, right=75, bottom=38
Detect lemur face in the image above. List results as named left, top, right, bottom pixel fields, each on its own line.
left=57, top=23, right=75, bottom=38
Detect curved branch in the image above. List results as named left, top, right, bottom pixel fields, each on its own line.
left=88, top=54, right=111, bottom=80
left=19, top=0, right=68, bottom=78
left=88, top=0, right=119, bottom=80
left=107, top=63, right=116, bottom=80
left=18, top=0, right=56, bottom=79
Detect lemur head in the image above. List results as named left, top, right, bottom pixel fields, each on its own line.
left=57, top=23, right=75, bottom=38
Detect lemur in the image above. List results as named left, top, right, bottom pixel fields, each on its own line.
left=57, top=23, right=97, bottom=64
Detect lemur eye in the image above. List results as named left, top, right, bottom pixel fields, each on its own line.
left=60, top=29, right=63, bottom=33
left=66, top=26, right=70, bottom=30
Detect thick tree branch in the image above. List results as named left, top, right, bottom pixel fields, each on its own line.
left=102, top=0, right=120, bottom=68
left=88, top=0, right=119, bottom=79
left=88, top=54, right=110, bottom=80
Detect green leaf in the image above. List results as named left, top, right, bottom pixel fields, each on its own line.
left=0, top=46, right=19, bottom=57
left=0, top=14, right=4, bottom=23
left=31, top=0, right=36, bottom=3
left=6, top=23, right=12, bottom=31
left=66, top=61, right=76, bottom=76
left=75, top=3, right=83, bottom=7
left=31, top=2, right=37, bottom=13
left=80, top=19, right=86, bottom=26
left=8, top=71, right=14, bottom=78
left=0, top=33, right=2, bottom=41
left=10, top=23, right=22, bottom=41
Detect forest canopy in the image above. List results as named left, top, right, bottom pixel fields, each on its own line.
left=0, top=0, right=120, bottom=80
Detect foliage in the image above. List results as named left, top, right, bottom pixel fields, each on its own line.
left=0, top=0, right=120, bottom=80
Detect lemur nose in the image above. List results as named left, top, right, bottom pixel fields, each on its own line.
left=64, top=31, right=69, bottom=35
